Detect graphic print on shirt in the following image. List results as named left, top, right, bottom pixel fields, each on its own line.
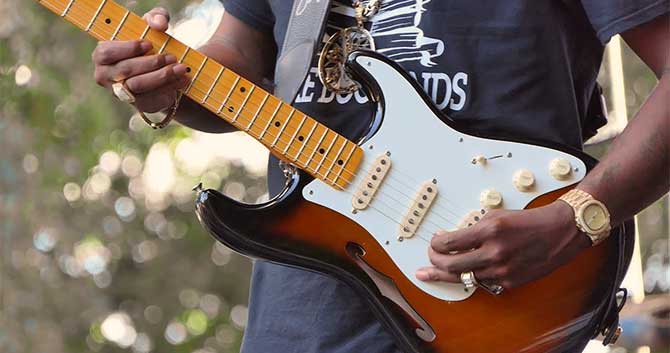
left=294, top=0, right=470, bottom=112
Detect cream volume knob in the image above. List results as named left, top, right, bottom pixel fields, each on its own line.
left=480, top=189, right=503, bottom=208
left=513, top=169, right=536, bottom=192
left=549, top=158, right=572, bottom=180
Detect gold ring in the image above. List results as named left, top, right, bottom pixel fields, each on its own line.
left=112, top=80, right=136, bottom=104
left=460, top=271, right=504, bottom=296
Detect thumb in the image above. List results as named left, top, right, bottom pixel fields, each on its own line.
left=142, top=7, right=170, bottom=32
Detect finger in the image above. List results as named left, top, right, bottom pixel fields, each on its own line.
left=431, top=228, right=483, bottom=254
left=142, top=7, right=170, bottom=31
left=471, top=266, right=516, bottom=289
left=415, top=266, right=459, bottom=283
left=107, top=54, right=177, bottom=82
left=133, top=77, right=190, bottom=113
left=93, top=40, right=153, bottom=65
left=428, top=247, right=491, bottom=274
left=125, top=64, right=188, bottom=94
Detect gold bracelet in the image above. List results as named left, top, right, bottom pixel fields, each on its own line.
left=138, top=90, right=184, bottom=130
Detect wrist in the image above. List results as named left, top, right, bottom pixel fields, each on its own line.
left=549, top=200, right=591, bottom=249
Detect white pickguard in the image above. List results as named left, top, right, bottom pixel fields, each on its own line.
left=303, top=54, right=586, bottom=301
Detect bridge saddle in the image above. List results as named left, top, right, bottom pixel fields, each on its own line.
left=398, top=180, right=438, bottom=240
left=351, top=153, right=391, bottom=210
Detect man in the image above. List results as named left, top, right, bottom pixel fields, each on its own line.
left=91, top=1, right=669, bottom=352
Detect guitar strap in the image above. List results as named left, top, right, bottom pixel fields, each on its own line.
left=274, top=0, right=333, bottom=103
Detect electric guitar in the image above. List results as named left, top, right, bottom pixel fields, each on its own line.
left=39, top=1, right=633, bottom=352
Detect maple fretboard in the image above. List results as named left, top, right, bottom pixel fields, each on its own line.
left=37, top=0, right=363, bottom=189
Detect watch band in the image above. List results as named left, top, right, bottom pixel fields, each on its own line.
left=559, top=189, right=593, bottom=209
left=558, top=189, right=611, bottom=246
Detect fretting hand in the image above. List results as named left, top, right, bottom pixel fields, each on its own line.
left=91, top=7, right=189, bottom=113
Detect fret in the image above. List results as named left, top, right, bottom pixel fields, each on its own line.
left=37, top=0, right=364, bottom=191
left=307, top=129, right=329, bottom=168
left=217, top=76, right=240, bottom=114
left=295, top=122, right=319, bottom=163
left=271, top=106, right=292, bottom=148
left=280, top=110, right=298, bottom=154
left=186, top=57, right=208, bottom=94
left=286, top=114, right=308, bottom=160
left=178, top=46, right=190, bottom=63
left=158, top=36, right=170, bottom=54
left=111, top=10, right=130, bottom=40
left=203, top=66, right=223, bottom=103
left=140, top=25, right=150, bottom=40
left=316, top=135, right=338, bottom=174
left=232, top=86, right=255, bottom=123
left=324, top=139, right=347, bottom=179
left=260, top=102, right=282, bottom=140
left=247, top=93, right=269, bottom=132
left=333, top=144, right=357, bottom=183
left=61, top=0, right=75, bottom=17
left=86, top=0, right=108, bottom=32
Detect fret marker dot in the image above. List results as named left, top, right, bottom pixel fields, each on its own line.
left=105, top=18, right=112, bottom=24
left=274, top=122, right=281, bottom=127
left=337, top=160, right=344, bottom=165
left=319, top=148, right=325, bottom=154
left=228, top=106, right=234, bottom=112
left=240, top=87, right=246, bottom=93
left=298, top=136, right=304, bottom=141
left=186, top=67, right=191, bottom=73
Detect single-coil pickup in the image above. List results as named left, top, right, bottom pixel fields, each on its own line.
left=457, top=209, right=487, bottom=229
left=352, top=154, right=391, bottom=210
left=398, top=180, right=438, bottom=240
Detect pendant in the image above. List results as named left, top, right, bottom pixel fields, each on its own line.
left=318, top=27, right=375, bottom=94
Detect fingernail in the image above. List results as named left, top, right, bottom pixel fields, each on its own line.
left=415, top=270, right=429, bottom=281
left=140, top=41, right=152, bottom=51
left=173, top=64, right=188, bottom=76
left=152, top=14, right=166, bottom=26
left=165, top=55, right=177, bottom=64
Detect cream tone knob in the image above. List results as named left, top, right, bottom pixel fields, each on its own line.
left=549, top=158, right=572, bottom=180
left=513, top=169, right=536, bottom=191
left=472, top=155, right=487, bottom=165
left=480, top=189, right=503, bottom=208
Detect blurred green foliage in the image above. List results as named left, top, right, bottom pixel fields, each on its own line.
left=1, top=1, right=261, bottom=352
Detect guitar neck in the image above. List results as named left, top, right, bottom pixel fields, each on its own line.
left=37, top=0, right=362, bottom=190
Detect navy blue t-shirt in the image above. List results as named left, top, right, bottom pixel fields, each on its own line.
left=220, top=1, right=668, bottom=352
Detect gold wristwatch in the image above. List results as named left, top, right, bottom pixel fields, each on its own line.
left=558, top=189, right=611, bottom=246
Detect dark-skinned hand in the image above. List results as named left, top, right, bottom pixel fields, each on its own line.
left=415, top=200, right=591, bottom=289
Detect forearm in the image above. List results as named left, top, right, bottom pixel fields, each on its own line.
left=578, top=72, right=670, bottom=225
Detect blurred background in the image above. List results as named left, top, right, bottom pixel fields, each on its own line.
left=0, top=1, right=667, bottom=353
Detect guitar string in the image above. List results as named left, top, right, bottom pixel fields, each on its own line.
left=51, top=1, right=474, bottom=225
left=49, top=4, right=479, bottom=239
left=51, top=3, right=486, bottom=237
left=48, top=4, right=479, bottom=240
left=48, top=2, right=509, bottom=248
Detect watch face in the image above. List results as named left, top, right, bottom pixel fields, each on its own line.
left=581, top=202, right=609, bottom=232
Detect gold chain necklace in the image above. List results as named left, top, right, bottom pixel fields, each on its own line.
left=318, top=0, right=381, bottom=94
